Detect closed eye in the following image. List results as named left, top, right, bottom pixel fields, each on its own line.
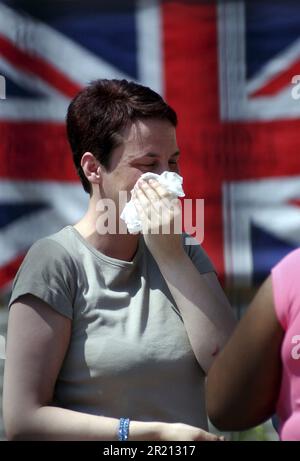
left=140, top=161, right=177, bottom=166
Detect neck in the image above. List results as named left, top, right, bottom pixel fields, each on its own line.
left=74, top=195, right=140, bottom=262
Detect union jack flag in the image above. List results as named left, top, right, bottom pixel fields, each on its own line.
left=1, top=0, right=300, bottom=313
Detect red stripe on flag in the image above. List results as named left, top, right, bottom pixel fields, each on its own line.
left=162, top=2, right=300, bottom=283
left=0, top=34, right=82, bottom=98
left=0, top=122, right=79, bottom=181
left=288, top=199, right=300, bottom=208
left=0, top=254, right=25, bottom=289
left=249, top=59, right=300, bottom=97
left=162, top=1, right=224, bottom=279
left=195, top=119, right=300, bottom=182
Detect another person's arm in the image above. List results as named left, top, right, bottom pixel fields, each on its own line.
left=3, top=294, right=221, bottom=441
left=206, top=276, right=284, bottom=430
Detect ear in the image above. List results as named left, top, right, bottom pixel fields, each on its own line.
left=81, top=152, right=102, bottom=186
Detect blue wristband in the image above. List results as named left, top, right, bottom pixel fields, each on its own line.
left=118, top=418, right=130, bottom=441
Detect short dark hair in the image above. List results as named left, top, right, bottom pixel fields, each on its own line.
left=66, top=79, right=178, bottom=194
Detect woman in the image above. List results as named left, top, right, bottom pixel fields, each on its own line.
left=3, top=79, right=235, bottom=441
left=206, top=249, right=300, bottom=441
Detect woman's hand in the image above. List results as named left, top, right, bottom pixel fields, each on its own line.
left=132, top=178, right=184, bottom=262
left=130, top=420, right=225, bottom=441
left=158, top=422, right=225, bottom=441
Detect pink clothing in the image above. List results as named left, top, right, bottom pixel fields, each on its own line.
left=272, top=249, right=300, bottom=441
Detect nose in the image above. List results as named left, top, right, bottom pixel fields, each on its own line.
left=155, top=165, right=167, bottom=175
left=155, top=162, right=175, bottom=175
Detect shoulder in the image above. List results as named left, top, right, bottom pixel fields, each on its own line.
left=271, top=248, right=300, bottom=300
left=24, top=227, right=75, bottom=266
left=272, top=248, right=300, bottom=275
left=13, top=227, right=78, bottom=291
left=9, top=228, right=77, bottom=319
left=271, top=249, right=300, bottom=330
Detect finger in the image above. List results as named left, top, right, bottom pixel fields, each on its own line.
left=136, top=190, right=182, bottom=235
left=132, top=191, right=159, bottom=225
left=135, top=184, right=162, bottom=220
left=132, top=192, right=147, bottom=218
left=133, top=191, right=162, bottom=233
left=148, top=179, right=174, bottom=201
left=138, top=180, right=177, bottom=213
left=136, top=180, right=162, bottom=210
left=147, top=180, right=181, bottom=212
left=196, top=430, right=223, bottom=441
left=132, top=196, right=149, bottom=231
left=134, top=181, right=182, bottom=233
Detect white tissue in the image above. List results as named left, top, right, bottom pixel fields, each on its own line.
left=120, top=171, right=185, bottom=234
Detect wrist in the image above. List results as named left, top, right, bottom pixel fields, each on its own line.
left=118, top=418, right=130, bottom=441
left=129, top=421, right=165, bottom=441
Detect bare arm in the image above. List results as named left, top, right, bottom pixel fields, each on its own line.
left=3, top=294, right=221, bottom=441
left=153, top=254, right=236, bottom=374
left=206, top=276, right=284, bottom=431
left=133, top=179, right=236, bottom=373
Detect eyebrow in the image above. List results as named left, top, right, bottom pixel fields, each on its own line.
left=137, top=150, right=180, bottom=159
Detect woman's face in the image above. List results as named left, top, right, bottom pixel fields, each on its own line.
left=100, top=118, right=180, bottom=211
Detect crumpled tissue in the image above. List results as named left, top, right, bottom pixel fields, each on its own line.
left=120, top=171, right=185, bottom=234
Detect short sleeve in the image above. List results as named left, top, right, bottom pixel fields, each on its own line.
left=8, top=238, right=75, bottom=320
left=271, top=248, right=300, bottom=331
left=182, top=233, right=215, bottom=274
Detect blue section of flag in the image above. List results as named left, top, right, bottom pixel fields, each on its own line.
left=251, top=222, right=297, bottom=284
left=0, top=203, right=49, bottom=229
left=0, top=0, right=144, bottom=289
left=3, top=75, right=44, bottom=98
left=51, top=12, right=138, bottom=78
left=3, top=1, right=138, bottom=79
left=245, top=0, right=300, bottom=79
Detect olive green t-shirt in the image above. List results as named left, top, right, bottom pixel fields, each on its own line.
left=9, top=226, right=215, bottom=429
